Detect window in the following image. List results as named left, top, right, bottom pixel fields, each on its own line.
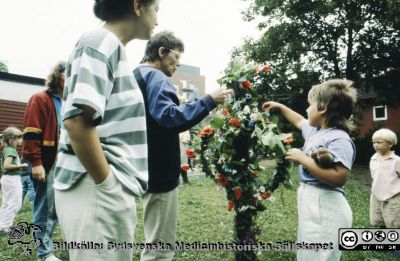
left=373, top=105, right=387, bottom=121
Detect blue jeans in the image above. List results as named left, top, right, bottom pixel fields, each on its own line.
left=21, top=159, right=35, bottom=205
left=32, top=167, right=58, bottom=259
left=21, top=175, right=35, bottom=205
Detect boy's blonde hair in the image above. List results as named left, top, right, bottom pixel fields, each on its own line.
left=308, top=79, right=357, bottom=133
left=372, top=128, right=397, bottom=145
left=2, top=126, right=22, bottom=145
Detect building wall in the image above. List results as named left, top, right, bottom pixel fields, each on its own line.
left=357, top=104, right=400, bottom=137
left=0, top=72, right=45, bottom=134
left=0, top=73, right=45, bottom=103
left=0, top=99, right=26, bottom=132
left=170, top=65, right=206, bottom=97
left=0, top=99, right=27, bottom=155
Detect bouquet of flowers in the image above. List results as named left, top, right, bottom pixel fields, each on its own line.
left=191, top=60, right=293, bottom=261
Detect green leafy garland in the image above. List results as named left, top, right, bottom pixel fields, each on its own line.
left=191, top=60, right=293, bottom=261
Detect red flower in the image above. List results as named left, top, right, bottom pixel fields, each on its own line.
left=283, top=135, right=294, bottom=145
left=227, top=201, right=234, bottom=211
left=181, top=164, right=190, bottom=172
left=198, top=127, right=213, bottom=137
left=234, top=187, right=242, bottom=200
left=242, top=80, right=252, bottom=89
left=216, top=174, right=228, bottom=187
left=260, top=192, right=271, bottom=199
left=262, top=65, right=270, bottom=73
left=186, top=148, right=196, bottom=158
left=228, top=118, right=241, bottom=128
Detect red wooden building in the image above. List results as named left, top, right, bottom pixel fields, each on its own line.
left=355, top=90, right=400, bottom=137
left=0, top=72, right=45, bottom=138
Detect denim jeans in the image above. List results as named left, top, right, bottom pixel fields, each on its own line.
left=21, top=159, right=35, bottom=205
left=32, top=167, right=58, bottom=259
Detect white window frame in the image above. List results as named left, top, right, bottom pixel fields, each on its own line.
left=373, top=105, right=387, bottom=121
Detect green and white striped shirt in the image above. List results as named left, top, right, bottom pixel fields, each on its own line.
left=54, top=28, right=148, bottom=196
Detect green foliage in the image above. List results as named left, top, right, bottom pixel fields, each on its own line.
left=240, top=0, right=400, bottom=109
left=0, top=60, right=8, bottom=73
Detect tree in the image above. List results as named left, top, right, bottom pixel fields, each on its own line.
left=238, top=0, right=400, bottom=108
left=0, top=60, right=8, bottom=73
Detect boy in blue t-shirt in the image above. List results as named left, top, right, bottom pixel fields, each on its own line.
left=262, top=79, right=357, bottom=261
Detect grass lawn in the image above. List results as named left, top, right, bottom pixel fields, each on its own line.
left=0, top=165, right=396, bottom=260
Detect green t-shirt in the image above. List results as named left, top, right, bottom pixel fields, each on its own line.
left=2, top=146, right=22, bottom=176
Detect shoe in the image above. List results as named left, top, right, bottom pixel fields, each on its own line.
left=38, top=254, right=62, bottom=261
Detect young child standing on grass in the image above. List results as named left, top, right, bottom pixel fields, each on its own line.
left=262, top=79, right=357, bottom=261
left=370, top=128, right=400, bottom=229
left=0, top=127, right=28, bottom=235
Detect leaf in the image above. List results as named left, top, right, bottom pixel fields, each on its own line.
left=262, top=132, right=277, bottom=150
left=230, top=161, right=245, bottom=167
left=277, top=140, right=286, bottom=154
left=210, top=117, right=225, bottom=129
left=271, top=115, right=279, bottom=125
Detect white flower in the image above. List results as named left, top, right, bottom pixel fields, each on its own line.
left=253, top=193, right=262, bottom=200
left=238, top=205, right=256, bottom=212
left=217, top=156, right=226, bottom=164
left=237, top=112, right=247, bottom=120
left=243, top=105, right=251, bottom=115
left=179, top=131, right=191, bottom=144
left=258, top=186, right=266, bottom=193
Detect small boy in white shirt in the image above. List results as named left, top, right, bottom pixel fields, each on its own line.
left=370, top=128, right=400, bottom=228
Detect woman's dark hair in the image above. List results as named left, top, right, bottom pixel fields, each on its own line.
left=94, top=0, right=154, bottom=21
left=46, top=61, right=66, bottom=92
left=141, top=31, right=184, bottom=63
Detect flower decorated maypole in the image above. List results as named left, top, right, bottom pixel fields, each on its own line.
left=192, top=60, right=293, bottom=261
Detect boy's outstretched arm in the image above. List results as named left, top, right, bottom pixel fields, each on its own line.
left=262, top=101, right=304, bottom=130
left=286, top=148, right=349, bottom=187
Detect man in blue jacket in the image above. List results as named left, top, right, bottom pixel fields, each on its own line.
left=134, top=31, right=233, bottom=261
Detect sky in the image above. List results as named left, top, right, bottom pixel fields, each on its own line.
left=0, top=0, right=260, bottom=92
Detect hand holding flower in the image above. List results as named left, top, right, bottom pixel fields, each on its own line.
left=210, top=87, right=235, bottom=105
left=261, top=101, right=283, bottom=111
left=285, top=148, right=307, bottom=164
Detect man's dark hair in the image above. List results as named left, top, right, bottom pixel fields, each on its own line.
left=94, top=0, right=154, bottom=22
left=141, top=31, right=184, bottom=63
